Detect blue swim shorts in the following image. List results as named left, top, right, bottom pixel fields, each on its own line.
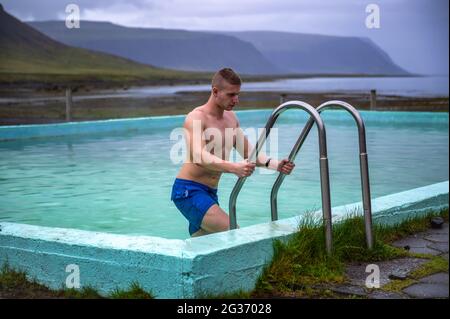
left=171, top=178, right=219, bottom=236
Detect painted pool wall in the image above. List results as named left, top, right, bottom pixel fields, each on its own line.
left=334, top=181, right=449, bottom=225
left=0, top=222, right=295, bottom=298
left=0, top=181, right=448, bottom=298
left=0, top=226, right=187, bottom=298
left=180, top=223, right=298, bottom=298
left=0, top=116, right=186, bottom=141
left=0, top=110, right=447, bottom=141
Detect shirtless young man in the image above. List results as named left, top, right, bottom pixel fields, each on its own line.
left=171, top=68, right=295, bottom=237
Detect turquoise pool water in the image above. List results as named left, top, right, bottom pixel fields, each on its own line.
left=0, top=110, right=448, bottom=239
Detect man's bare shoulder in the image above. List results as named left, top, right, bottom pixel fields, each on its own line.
left=186, top=106, right=205, bottom=119
left=184, top=106, right=206, bottom=127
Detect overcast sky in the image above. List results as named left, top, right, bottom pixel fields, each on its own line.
left=3, top=0, right=449, bottom=74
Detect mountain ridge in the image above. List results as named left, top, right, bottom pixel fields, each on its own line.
left=0, top=7, right=210, bottom=87
left=28, top=20, right=281, bottom=75
left=28, top=20, right=409, bottom=76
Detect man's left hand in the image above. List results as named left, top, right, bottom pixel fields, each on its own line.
left=277, top=159, right=295, bottom=175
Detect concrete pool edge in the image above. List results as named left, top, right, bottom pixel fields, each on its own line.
left=0, top=109, right=447, bottom=141
left=0, top=181, right=448, bottom=298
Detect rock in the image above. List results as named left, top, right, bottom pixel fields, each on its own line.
left=330, top=285, right=368, bottom=297
left=430, top=217, right=444, bottom=229
left=424, top=234, right=448, bottom=243
left=403, top=246, right=441, bottom=255
left=389, top=271, right=408, bottom=280
left=392, top=237, right=428, bottom=249
left=427, top=242, right=449, bottom=254
left=419, top=273, right=449, bottom=285
left=403, top=283, right=449, bottom=298
left=369, top=290, right=408, bottom=299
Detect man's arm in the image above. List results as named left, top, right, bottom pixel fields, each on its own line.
left=184, top=113, right=255, bottom=177
left=234, top=121, right=295, bottom=174
left=235, top=126, right=277, bottom=168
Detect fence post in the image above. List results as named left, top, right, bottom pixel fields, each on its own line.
left=280, top=94, right=287, bottom=104
left=370, top=89, right=377, bottom=111
left=66, top=87, right=72, bottom=122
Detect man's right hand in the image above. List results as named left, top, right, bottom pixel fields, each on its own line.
left=232, top=160, right=256, bottom=178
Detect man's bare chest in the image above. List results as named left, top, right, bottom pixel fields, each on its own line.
left=202, top=120, right=237, bottom=146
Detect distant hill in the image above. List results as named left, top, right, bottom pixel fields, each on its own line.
left=0, top=5, right=206, bottom=86
left=222, top=31, right=409, bottom=75
left=28, top=21, right=280, bottom=75
left=29, top=20, right=409, bottom=76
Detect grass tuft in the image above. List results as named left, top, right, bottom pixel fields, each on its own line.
left=0, top=263, right=154, bottom=299
left=382, top=256, right=448, bottom=292
left=254, top=208, right=448, bottom=297
left=110, top=282, right=154, bottom=299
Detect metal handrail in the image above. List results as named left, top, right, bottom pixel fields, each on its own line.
left=270, top=100, right=373, bottom=249
left=228, top=101, right=334, bottom=253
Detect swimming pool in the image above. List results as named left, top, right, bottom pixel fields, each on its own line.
left=0, top=110, right=448, bottom=239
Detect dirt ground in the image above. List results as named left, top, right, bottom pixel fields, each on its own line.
left=0, top=89, right=448, bottom=125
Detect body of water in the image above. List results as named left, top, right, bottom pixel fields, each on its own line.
left=0, top=76, right=447, bottom=104
left=0, top=110, right=448, bottom=239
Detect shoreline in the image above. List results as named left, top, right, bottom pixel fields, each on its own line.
left=0, top=72, right=420, bottom=93
left=0, top=90, right=448, bottom=126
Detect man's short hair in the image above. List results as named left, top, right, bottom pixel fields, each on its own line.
left=212, top=68, right=241, bottom=89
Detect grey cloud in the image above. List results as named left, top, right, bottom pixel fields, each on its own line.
left=2, top=0, right=448, bottom=74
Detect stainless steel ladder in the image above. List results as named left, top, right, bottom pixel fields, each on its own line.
left=228, top=101, right=334, bottom=253
left=272, top=100, right=373, bottom=249
left=228, top=100, right=374, bottom=253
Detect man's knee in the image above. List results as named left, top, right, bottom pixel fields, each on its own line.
left=201, top=205, right=230, bottom=233
left=191, top=228, right=210, bottom=237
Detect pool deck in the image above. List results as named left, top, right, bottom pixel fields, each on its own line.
left=328, top=222, right=449, bottom=299
left=0, top=181, right=448, bottom=298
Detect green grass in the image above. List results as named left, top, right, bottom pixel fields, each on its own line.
left=375, top=212, right=448, bottom=243
left=0, top=16, right=212, bottom=88
left=110, top=282, right=154, bottom=299
left=252, top=209, right=448, bottom=297
left=199, top=289, right=253, bottom=299
left=0, top=264, right=58, bottom=298
left=0, top=264, right=154, bottom=299
left=382, top=256, right=448, bottom=293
